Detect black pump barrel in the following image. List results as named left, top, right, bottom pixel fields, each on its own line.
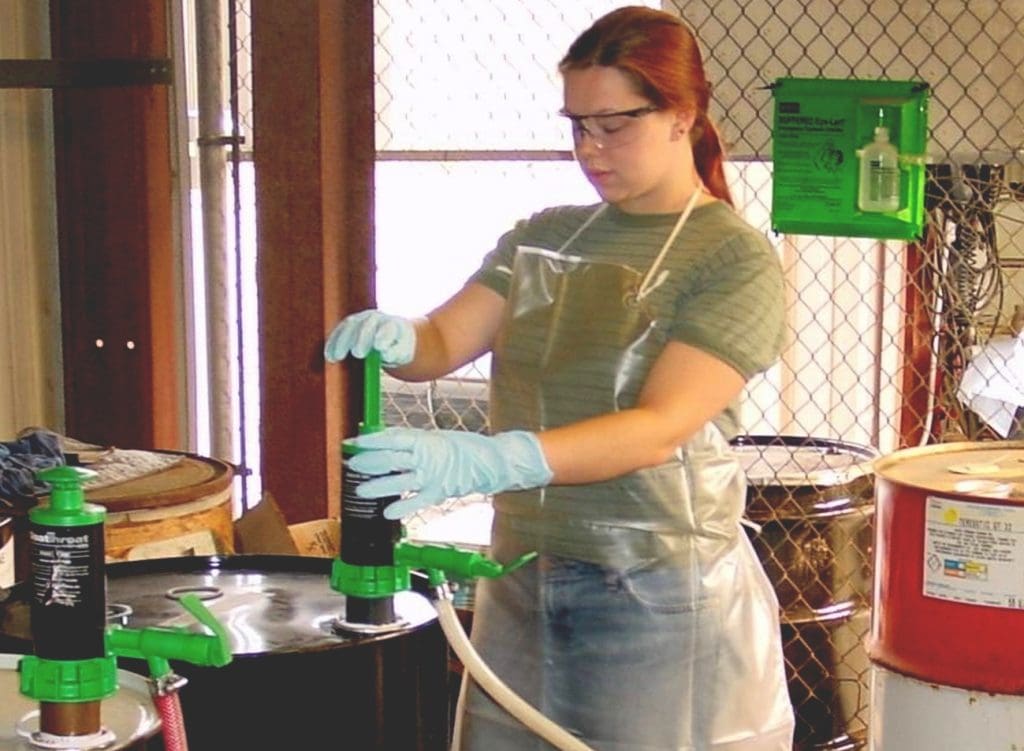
left=28, top=467, right=106, bottom=660
left=341, top=350, right=401, bottom=625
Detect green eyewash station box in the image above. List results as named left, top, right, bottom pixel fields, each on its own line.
left=769, top=77, right=930, bottom=241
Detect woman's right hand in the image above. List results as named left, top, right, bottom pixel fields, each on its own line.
left=324, top=310, right=416, bottom=367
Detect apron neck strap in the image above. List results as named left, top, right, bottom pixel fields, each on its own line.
left=556, top=187, right=704, bottom=301
left=555, top=203, right=608, bottom=255
left=636, top=187, right=703, bottom=302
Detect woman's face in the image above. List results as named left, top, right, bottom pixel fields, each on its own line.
left=562, top=65, right=695, bottom=214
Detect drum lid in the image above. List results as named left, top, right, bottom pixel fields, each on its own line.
left=83, top=453, right=232, bottom=512
left=732, top=436, right=878, bottom=518
left=0, top=653, right=160, bottom=750
left=733, top=435, right=878, bottom=487
left=105, top=555, right=438, bottom=657
left=873, top=440, right=1024, bottom=499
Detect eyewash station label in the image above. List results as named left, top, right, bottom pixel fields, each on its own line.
left=769, top=77, right=929, bottom=240
left=773, top=108, right=852, bottom=216
left=923, top=496, right=1024, bottom=609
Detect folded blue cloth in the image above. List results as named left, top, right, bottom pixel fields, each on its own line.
left=0, top=429, right=65, bottom=502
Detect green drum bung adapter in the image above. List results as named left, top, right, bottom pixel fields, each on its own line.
left=17, top=466, right=232, bottom=750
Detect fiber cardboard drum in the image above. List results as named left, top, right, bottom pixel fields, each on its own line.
left=86, top=453, right=235, bottom=561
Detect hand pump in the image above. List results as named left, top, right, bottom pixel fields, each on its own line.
left=18, top=466, right=232, bottom=749
left=331, top=352, right=535, bottom=633
left=328, top=353, right=592, bottom=751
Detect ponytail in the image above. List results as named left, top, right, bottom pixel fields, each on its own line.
left=691, top=114, right=733, bottom=207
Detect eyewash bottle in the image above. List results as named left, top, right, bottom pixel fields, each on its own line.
left=858, top=109, right=900, bottom=213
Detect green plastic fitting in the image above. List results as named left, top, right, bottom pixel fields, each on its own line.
left=31, top=466, right=104, bottom=527
left=105, top=593, right=233, bottom=679
left=19, top=655, right=118, bottom=703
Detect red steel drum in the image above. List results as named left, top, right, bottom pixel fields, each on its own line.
left=869, top=441, right=1024, bottom=694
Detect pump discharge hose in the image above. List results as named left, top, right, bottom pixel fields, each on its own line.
left=153, top=690, right=189, bottom=751
left=433, top=591, right=597, bottom=751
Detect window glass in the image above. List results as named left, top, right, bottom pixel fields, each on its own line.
left=375, top=160, right=597, bottom=317
left=375, top=0, right=661, bottom=150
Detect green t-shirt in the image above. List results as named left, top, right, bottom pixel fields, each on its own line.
left=470, top=200, right=785, bottom=436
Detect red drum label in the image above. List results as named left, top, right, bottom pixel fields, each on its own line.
left=923, top=496, right=1024, bottom=609
left=870, top=442, right=1024, bottom=695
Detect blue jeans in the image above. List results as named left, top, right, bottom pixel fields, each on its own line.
left=455, top=519, right=794, bottom=751
left=458, top=553, right=723, bottom=751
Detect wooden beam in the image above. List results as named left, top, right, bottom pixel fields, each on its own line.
left=252, top=1, right=375, bottom=522
left=50, top=0, right=182, bottom=449
left=0, top=58, right=172, bottom=88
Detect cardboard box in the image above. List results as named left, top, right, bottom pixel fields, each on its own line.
left=288, top=518, right=340, bottom=558
left=233, top=492, right=299, bottom=555
left=233, top=492, right=339, bottom=558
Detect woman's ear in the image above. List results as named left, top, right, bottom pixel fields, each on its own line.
left=671, top=109, right=697, bottom=140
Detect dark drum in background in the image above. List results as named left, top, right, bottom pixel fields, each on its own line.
left=105, top=555, right=449, bottom=751
left=732, top=435, right=878, bottom=751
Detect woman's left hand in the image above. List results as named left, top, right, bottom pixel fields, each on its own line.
left=346, top=427, right=553, bottom=518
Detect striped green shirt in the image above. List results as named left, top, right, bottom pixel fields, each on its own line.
left=470, top=200, right=785, bottom=436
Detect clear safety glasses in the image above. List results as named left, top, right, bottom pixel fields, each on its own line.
left=559, top=104, right=659, bottom=150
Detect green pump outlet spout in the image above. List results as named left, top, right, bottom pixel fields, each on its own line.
left=394, top=541, right=538, bottom=588
left=332, top=539, right=538, bottom=597
left=105, top=593, right=232, bottom=679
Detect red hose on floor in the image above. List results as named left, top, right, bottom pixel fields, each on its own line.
left=153, top=691, right=189, bottom=751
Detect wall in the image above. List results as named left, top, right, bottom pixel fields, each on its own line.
left=0, top=0, right=63, bottom=438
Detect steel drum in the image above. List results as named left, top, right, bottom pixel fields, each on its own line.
left=0, top=652, right=161, bottom=751
left=733, top=435, right=878, bottom=751
left=105, top=555, right=449, bottom=750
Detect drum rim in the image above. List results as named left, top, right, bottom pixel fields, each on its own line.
left=732, top=434, right=879, bottom=488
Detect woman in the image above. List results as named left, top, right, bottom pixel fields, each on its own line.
left=326, top=6, right=794, bottom=749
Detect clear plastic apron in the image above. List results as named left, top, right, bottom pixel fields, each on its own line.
left=455, top=193, right=794, bottom=750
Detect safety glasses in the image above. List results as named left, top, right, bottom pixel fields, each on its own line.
left=559, top=104, right=659, bottom=149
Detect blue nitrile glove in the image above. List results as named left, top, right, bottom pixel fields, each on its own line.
left=324, top=310, right=416, bottom=367
left=346, top=427, right=553, bottom=519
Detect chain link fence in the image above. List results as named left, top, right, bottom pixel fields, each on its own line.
left=221, top=1, right=1024, bottom=748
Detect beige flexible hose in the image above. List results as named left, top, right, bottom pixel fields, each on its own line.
left=433, top=591, right=597, bottom=751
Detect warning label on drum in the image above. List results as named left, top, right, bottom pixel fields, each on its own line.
left=923, top=496, right=1024, bottom=609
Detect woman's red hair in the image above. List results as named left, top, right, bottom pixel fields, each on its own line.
left=560, top=6, right=733, bottom=206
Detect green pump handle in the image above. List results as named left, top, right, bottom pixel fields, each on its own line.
left=361, top=349, right=384, bottom=435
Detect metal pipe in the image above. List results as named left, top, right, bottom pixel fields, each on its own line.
left=195, top=0, right=236, bottom=467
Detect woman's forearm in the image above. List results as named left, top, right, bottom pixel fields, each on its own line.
left=537, top=340, right=746, bottom=484
left=386, top=283, right=506, bottom=382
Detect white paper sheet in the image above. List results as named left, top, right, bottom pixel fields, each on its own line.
left=957, top=334, right=1024, bottom=437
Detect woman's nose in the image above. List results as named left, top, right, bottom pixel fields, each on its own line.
left=574, top=131, right=604, bottom=157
